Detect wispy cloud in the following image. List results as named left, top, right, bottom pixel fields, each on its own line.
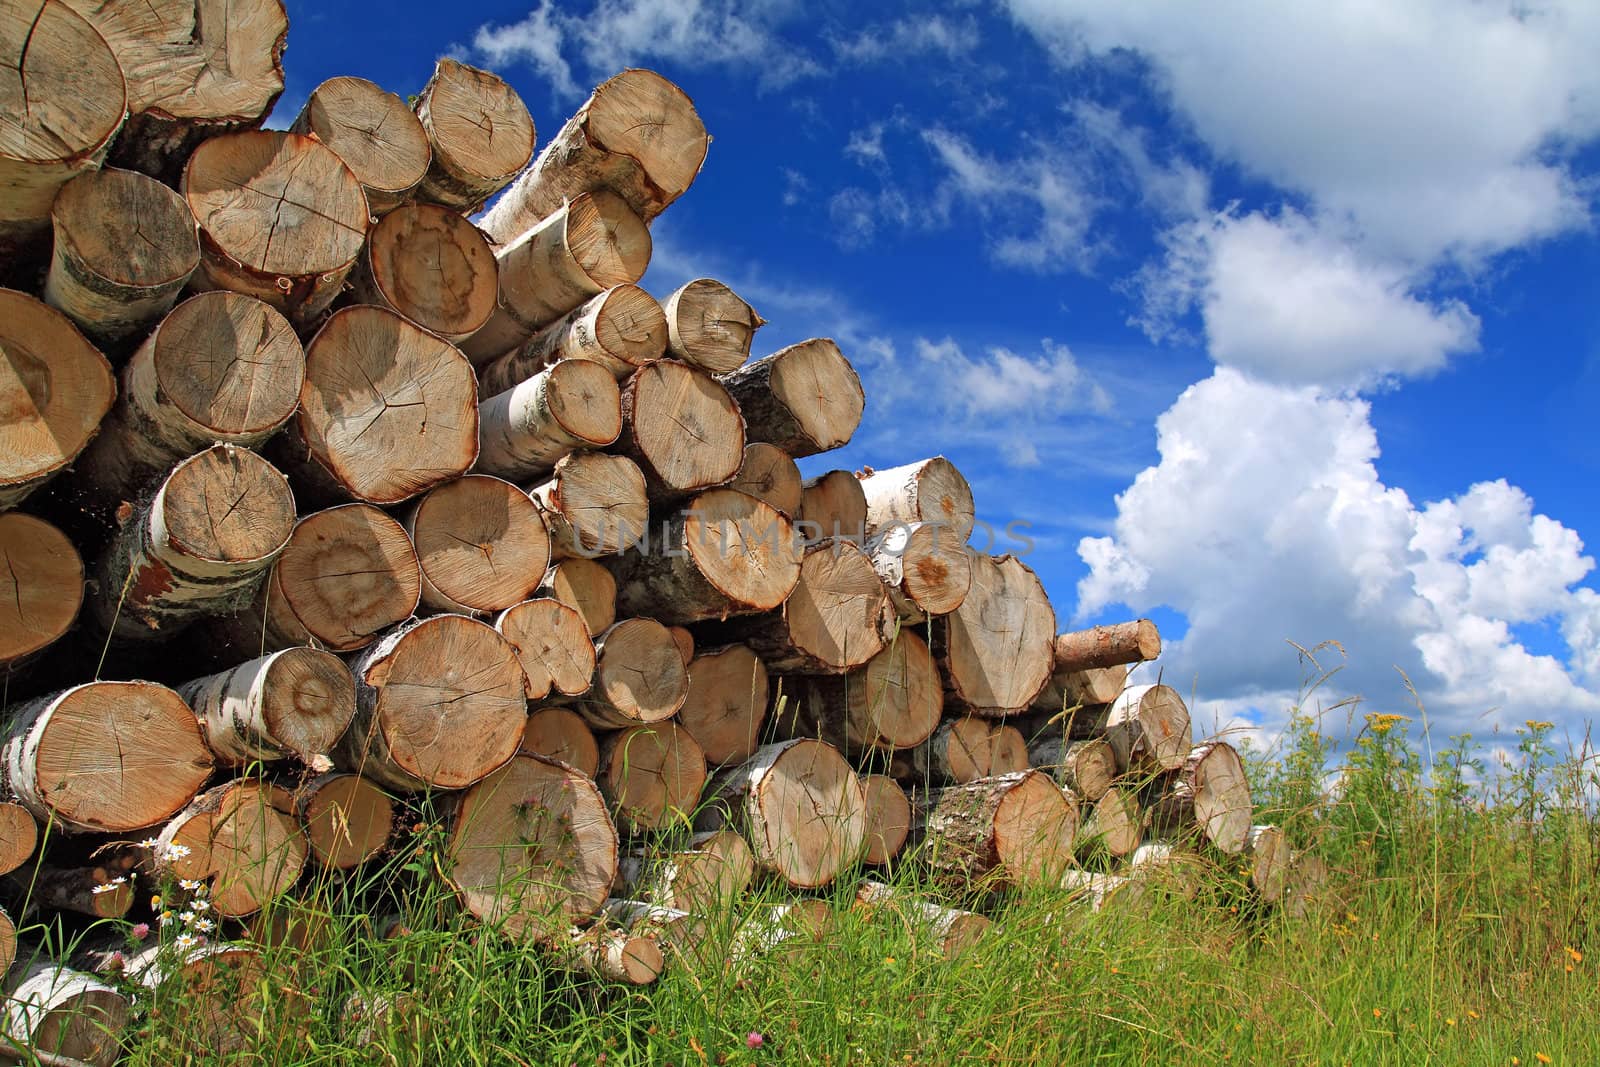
left=829, top=15, right=982, bottom=65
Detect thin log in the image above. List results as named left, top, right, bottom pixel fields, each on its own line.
left=797, top=469, right=868, bottom=544
left=8, top=862, right=133, bottom=918
left=43, top=167, right=198, bottom=347
left=718, top=339, right=864, bottom=458
left=923, top=770, right=1078, bottom=891
left=935, top=553, right=1056, bottom=717
left=660, top=278, right=765, bottom=373
left=1028, top=737, right=1116, bottom=802
left=679, top=644, right=768, bottom=765
left=347, top=203, right=497, bottom=342
left=70, top=292, right=304, bottom=509
left=335, top=615, right=528, bottom=792
left=860, top=776, right=911, bottom=865
left=70, top=0, right=287, bottom=184
left=924, top=717, right=1029, bottom=784
left=865, top=522, right=972, bottom=621
left=729, top=899, right=834, bottom=961
left=289, top=76, right=430, bottom=215
left=1148, top=742, right=1253, bottom=854
left=462, top=190, right=650, bottom=364
left=0, top=514, right=83, bottom=670
left=445, top=754, right=618, bottom=941
left=781, top=630, right=942, bottom=754
left=0, top=908, right=11, bottom=974
left=156, top=778, right=308, bottom=917
left=220, top=503, right=421, bottom=655
left=1031, top=663, right=1129, bottom=715
left=0, top=1, right=125, bottom=273
left=0, top=959, right=130, bottom=1067
left=607, top=488, right=801, bottom=624
left=858, top=457, right=975, bottom=543
left=496, top=598, right=596, bottom=702
left=527, top=451, right=648, bottom=559
left=597, top=722, right=707, bottom=834
left=574, top=618, right=689, bottom=730
left=1051, top=620, right=1161, bottom=673
left=1127, top=840, right=1205, bottom=901
left=288, top=773, right=395, bottom=870
left=1103, top=683, right=1191, bottom=775
left=405, top=474, right=550, bottom=615
left=538, top=557, right=616, bottom=637
left=709, top=538, right=891, bottom=674
left=0, top=289, right=116, bottom=510
left=177, top=647, right=356, bottom=766
left=342, top=991, right=430, bottom=1052
left=728, top=442, right=802, bottom=517
left=1281, top=850, right=1332, bottom=919
left=856, top=880, right=991, bottom=956
left=613, top=829, right=753, bottom=912
left=89, top=444, right=295, bottom=643
left=3, top=681, right=211, bottom=833
left=475, top=359, right=623, bottom=483
left=1058, top=870, right=1147, bottom=912
left=275, top=305, right=479, bottom=506
left=413, top=59, right=535, bottom=213
left=182, top=131, right=368, bottom=324
left=0, top=804, right=39, bottom=877
left=601, top=899, right=707, bottom=959
left=1076, top=786, right=1143, bottom=859
left=699, top=739, right=867, bottom=889
left=547, top=925, right=663, bottom=986
left=479, top=68, right=708, bottom=241
left=1244, top=824, right=1291, bottom=903
left=615, top=362, right=745, bottom=501
left=477, top=284, right=666, bottom=387
left=519, top=706, right=599, bottom=777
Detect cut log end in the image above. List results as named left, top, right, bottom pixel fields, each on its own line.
left=724, top=739, right=867, bottom=889
left=621, top=359, right=743, bottom=496
left=774, top=539, right=892, bottom=672
left=409, top=474, right=550, bottom=614
left=539, top=557, right=617, bottom=637
left=520, top=706, right=600, bottom=777
left=1105, top=684, right=1192, bottom=775
left=476, top=358, right=624, bottom=484
left=939, top=553, right=1056, bottom=717
left=859, top=457, right=975, bottom=543
left=598, top=722, right=708, bottom=834
left=159, top=780, right=308, bottom=917
left=496, top=597, right=596, bottom=700
left=0, top=961, right=131, bottom=1067
left=662, top=278, right=764, bottom=374
left=0, top=802, right=38, bottom=877
left=935, top=717, right=1030, bottom=784
left=722, top=339, right=864, bottom=458
left=531, top=451, right=648, bottom=558
left=298, top=774, right=395, bottom=870
left=799, top=470, right=868, bottom=543
left=291, top=76, right=431, bottom=212
left=1052, top=619, right=1162, bottom=673
left=353, top=204, right=498, bottom=341
left=180, top=647, right=356, bottom=765
left=679, top=643, right=769, bottom=765
left=582, top=618, right=690, bottom=728
left=414, top=59, right=535, bottom=212
left=567, top=189, right=653, bottom=288
left=1245, top=824, right=1292, bottom=902
left=729, top=442, right=802, bottom=517
left=861, top=775, right=911, bottom=865
left=0, top=513, right=83, bottom=667
left=165, top=445, right=296, bottom=565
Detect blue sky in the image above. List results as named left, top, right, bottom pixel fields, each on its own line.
left=276, top=1, right=1600, bottom=748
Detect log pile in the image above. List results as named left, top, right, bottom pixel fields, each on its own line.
left=0, top=7, right=1327, bottom=1057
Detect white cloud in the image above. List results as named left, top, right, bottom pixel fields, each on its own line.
left=844, top=124, right=888, bottom=169
left=916, top=337, right=1111, bottom=419
left=779, top=167, right=808, bottom=207
left=1077, top=369, right=1600, bottom=736
left=473, top=1, right=579, bottom=97
left=1137, top=208, right=1482, bottom=388
left=830, top=15, right=981, bottom=65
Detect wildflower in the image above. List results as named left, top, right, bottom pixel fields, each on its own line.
left=746, top=1033, right=764, bottom=1050
left=173, top=933, right=198, bottom=950
left=90, top=882, right=120, bottom=895
left=138, top=837, right=159, bottom=849
left=161, top=843, right=192, bottom=861
left=1566, top=946, right=1583, bottom=964
left=179, top=879, right=203, bottom=891
left=192, top=918, right=215, bottom=933
left=149, top=894, right=163, bottom=910
left=1367, top=713, right=1407, bottom=735
left=1445, top=1018, right=1456, bottom=1027
left=1536, top=1055, right=1551, bottom=1064
left=884, top=956, right=895, bottom=966
left=189, top=898, right=211, bottom=912
left=129, top=923, right=150, bottom=942
left=1372, top=1008, right=1383, bottom=1019
left=1467, top=1010, right=1480, bottom=1020
left=158, top=910, right=178, bottom=926
left=1525, top=720, right=1554, bottom=731
left=179, top=911, right=197, bottom=926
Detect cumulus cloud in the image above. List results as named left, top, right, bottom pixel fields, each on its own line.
left=1076, top=369, right=1600, bottom=733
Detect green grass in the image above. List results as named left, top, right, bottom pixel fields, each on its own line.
left=14, top=668, right=1600, bottom=1066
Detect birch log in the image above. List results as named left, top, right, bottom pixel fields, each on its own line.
left=70, top=292, right=304, bottom=509
left=935, top=553, right=1056, bottom=717
left=1282, top=851, right=1332, bottom=919
left=0, top=514, right=83, bottom=670
left=288, top=773, right=395, bottom=870
left=709, top=538, right=891, bottom=674
left=177, top=648, right=355, bottom=767
left=615, top=360, right=744, bottom=500
left=860, top=776, right=912, bottom=865
left=858, top=457, right=975, bottom=542
left=607, top=488, right=801, bottom=624
left=1148, top=742, right=1253, bottom=854
left=90, top=445, right=294, bottom=642
left=660, top=278, right=765, bottom=373
left=719, top=339, right=864, bottom=458
left=1028, top=737, right=1116, bottom=802
left=866, top=521, right=972, bottom=621
left=221, top=503, right=421, bottom=655
left=68, top=0, right=288, bottom=184
left=539, top=557, right=616, bottom=637
left=335, top=615, right=528, bottom=793
left=548, top=926, right=663, bottom=986
left=43, top=167, right=198, bottom=347
left=527, top=451, right=648, bottom=559
left=613, top=829, right=753, bottom=912
left=1031, top=663, right=1129, bottom=715
left=601, top=899, right=708, bottom=959
left=699, top=739, right=866, bottom=889
left=462, top=190, right=650, bottom=364
left=923, top=717, right=1029, bottom=784
left=0, top=289, right=116, bottom=510
left=1103, top=684, right=1192, bottom=775
left=1052, top=620, right=1162, bottom=673
left=797, top=469, right=868, bottom=544
left=405, top=474, right=550, bottom=615
left=1244, top=824, right=1291, bottom=903
left=348, top=203, right=497, bottom=343
left=276, top=305, right=479, bottom=506
left=156, top=779, right=307, bottom=917
left=0, top=1, right=125, bottom=272
left=782, top=631, right=942, bottom=753
left=575, top=618, right=689, bottom=729
left=923, top=771, right=1078, bottom=891
left=475, top=359, right=623, bottom=483
left=480, top=68, right=708, bottom=241
left=445, top=754, right=618, bottom=941
left=856, top=881, right=991, bottom=956
left=0, top=804, right=38, bottom=877
left=289, top=76, right=430, bottom=215
left=413, top=59, right=535, bottom=213
left=495, top=598, right=595, bottom=702
left=1127, top=841, right=1205, bottom=901
left=728, top=442, right=802, bottom=516
left=1077, top=786, right=1143, bottom=858
left=0, top=960, right=129, bottom=1067
left=519, top=706, right=599, bottom=777
left=117, top=940, right=275, bottom=1058
left=477, top=287, right=666, bottom=396
left=678, top=643, right=768, bottom=765
left=182, top=131, right=368, bottom=324
left=597, top=722, right=707, bottom=834
left=8, top=862, right=133, bottom=918
left=2, top=681, right=212, bottom=833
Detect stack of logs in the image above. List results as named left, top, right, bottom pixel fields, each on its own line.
left=0, top=3, right=1329, bottom=1061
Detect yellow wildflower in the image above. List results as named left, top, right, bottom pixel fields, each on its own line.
left=1565, top=946, right=1583, bottom=963
left=1535, top=1054, right=1551, bottom=1064
left=1467, top=1010, right=1480, bottom=1020
left=1372, top=1008, right=1383, bottom=1019
left=1368, top=713, right=1408, bottom=735
left=1525, top=720, right=1554, bottom=731
left=1446, top=1018, right=1457, bottom=1027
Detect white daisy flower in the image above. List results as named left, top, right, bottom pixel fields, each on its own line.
left=173, top=933, right=198, bottom=950
left=178, top=879, right=203, bottom=891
